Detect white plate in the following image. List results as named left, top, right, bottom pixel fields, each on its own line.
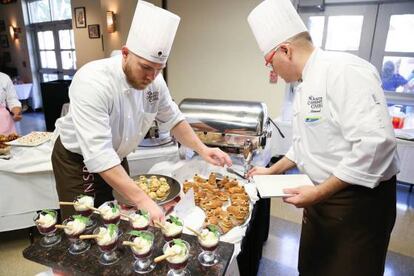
left=253, top=174, right=314, bottom=197
left=6, top=132, right=53, bottom=147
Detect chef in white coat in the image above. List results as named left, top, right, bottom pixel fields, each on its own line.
left=0, top=72, right=22, bottom=135
left=246, top=0, right=399, bottom=275
left=52, top=1, right=231, bottom=222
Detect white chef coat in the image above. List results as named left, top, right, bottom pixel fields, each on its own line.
left=0, top=72, right=21, bottom=109
left=55, top=55, right=184, bottom=173
left=285, top=48, right=399, bottom=188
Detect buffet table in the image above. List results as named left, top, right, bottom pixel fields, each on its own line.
left=0, top=140, right=180, bottom=232
left=23, top=220, right=234, bottom=276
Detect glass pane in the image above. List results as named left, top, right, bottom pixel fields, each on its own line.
left=381, top=56, right=414, bottom=93
left=59, top=29, right=73, bottom=49
left=43, top=74, right=58, bottom=82
left=63, top=75, right=73, bottom=80
left=37, top=31, right=55, bottom=50
left=28, top=0, right=51, bottom=23
left=308, top=16, right=324, bottom=48
left=325, top=15, right=364, bottom=51
left=61, top=50, right=76, bottom=69
left=40, top=51, right=57, bottom=69
left=50, top=0, right=72, bottom=21
left=385, top=14, right=414, bottom=53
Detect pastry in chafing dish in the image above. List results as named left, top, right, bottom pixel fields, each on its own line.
left=134, top=175, right=171, bottom=201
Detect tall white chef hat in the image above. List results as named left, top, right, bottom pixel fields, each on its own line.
left=247, top=0, right=307, bottom=56
left=126, top=0, right=180, bottom=64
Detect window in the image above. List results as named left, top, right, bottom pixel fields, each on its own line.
left=300, top=1, right=414, bottom=128
left=26, top=0, right=75, bottom=82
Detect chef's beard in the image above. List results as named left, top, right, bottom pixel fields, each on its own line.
left=123, top=61, right=150, bottom=90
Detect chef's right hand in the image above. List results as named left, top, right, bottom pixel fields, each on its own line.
left=138, top=196, right=165, bottom=223
left=246, top=166, right=272, bottom=179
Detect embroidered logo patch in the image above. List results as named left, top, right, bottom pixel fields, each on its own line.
left=146, top=90, right=159, bottom=104
left=307, top=96, right=323, bottom=113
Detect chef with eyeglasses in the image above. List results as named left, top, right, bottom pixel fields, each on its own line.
left=52, top=0, right=231, bottom=223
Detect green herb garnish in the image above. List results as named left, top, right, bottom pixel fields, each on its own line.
left=111, top=203, right=120, bottom=214
left=138, top=209, right=149, bottom=219
left=108, top=224, right=118, bottom=237
left=73, top=215, right=89, bottom=225
left=173, top=239, right=185, bottom=247
left=42, top=209, right=55, bottom=218
left=128, top=230, right=153, bottom=241
left=207, top=224, right=220, bottom=237
left=169, top=216, right=183, bottom=226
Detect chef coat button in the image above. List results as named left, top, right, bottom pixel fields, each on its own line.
left=126, top=137, right=129, bottom=141
left=299, top=162, right=304, bottom=167
left=128, top=115, right=131, bottom=119
left=139, top=132, right=142, bottom=136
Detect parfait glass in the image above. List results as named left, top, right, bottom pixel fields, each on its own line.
left=33, top=210, right=61, bottom=248
left=62, top=216, right=90, bottom=255
left=162, top=216, right=184, bottom=242
left=129, top=209, right=150, bottom=231
left=74, top=195, right=96, bottom=230
left=93, top=225, right=122, bottom=265
left=197, top=226, right=221, bottom=266
left=129, top=231, right=156, bottom=274
left=98, top=201, right=121, bottom=226
left=163, top=240, right=191, bottom=276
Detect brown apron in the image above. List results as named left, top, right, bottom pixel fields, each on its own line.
left=298, top=176, right=396, bottom=276
left=51, top=136, right=129, bottom=220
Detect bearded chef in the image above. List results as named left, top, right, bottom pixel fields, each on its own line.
left=246, top=0, right=399, bottom=275
left=0, top=72, right=22, bottom=135
left=52, top=1, right=231, bottom=222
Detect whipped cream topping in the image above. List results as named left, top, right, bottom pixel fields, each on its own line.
left=163, top=221, right=183, bottom=237
left=199, top=229, right=219, bottom=247
left=99, top=204, right=120, bottom=220
left=131, top=236, right=153, bottom=255
left=96, top=227, right=117, bottom=246
left=64, top=219, right=86, bottom=235
left=74, top=196, right=94, bottom=211
left=165, top=244, right=188, bottom=263
left=36, top=213, right=56, bottom=228
left=130, top=213, right=149, bottom=228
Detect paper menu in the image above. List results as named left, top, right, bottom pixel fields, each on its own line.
left=253, top=174, right=314, bottom=198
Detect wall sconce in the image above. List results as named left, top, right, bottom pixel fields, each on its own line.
left=106, top=11, right=116, bottom=33
left=9, top=25, right=21, bottom=40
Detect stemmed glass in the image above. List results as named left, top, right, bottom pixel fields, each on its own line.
left=33, top=209, right=61, bottom=247
left=98, top=201, right=121, bottom=226
left=162, top=239, right=191, bottom=276
left=197, top=225, right=221, bottom=266
left=129, top=209, right=150, bottom=231
left=127, top=230, right=156, bottom=274
left=62, top=215, right=90, bottom=255
left=73, top=195, right=96, bottom=230
left=93, top=224, right=122, bottom=265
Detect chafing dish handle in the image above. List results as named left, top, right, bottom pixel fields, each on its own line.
left=268, top=117, right=285, bottom=138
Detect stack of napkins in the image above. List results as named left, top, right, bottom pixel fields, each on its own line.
left=253, top=174, right=314, bottom=197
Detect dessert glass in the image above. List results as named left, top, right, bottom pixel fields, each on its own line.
left=162, top=216, right=183, bottom=241
left=98, top=201, right=121, bottom=225
left=63, top=215, right=90, bottom=255
left=73, top=195, right=96, bottom=230
left=129, top=209, right=150, bottom=231
left=162, top=239, right=190, bottom=276
left=197, top=225, right=221, bottom=266
left=93, top=224, right=122, bottom=265
left=33, top=209, right=61, bottom=247
left=128, top=230, right=156, bottom=274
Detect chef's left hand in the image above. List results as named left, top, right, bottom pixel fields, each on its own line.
left=282, top=185, right=322, bottom=208
left=199, top=147, right=232, bottom=167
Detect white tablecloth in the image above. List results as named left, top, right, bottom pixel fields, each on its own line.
left=0, top=140, right=180, bottom=232
left=14, top=83, right=33, bottom=100
left=270, top=118, right=414, bottom=185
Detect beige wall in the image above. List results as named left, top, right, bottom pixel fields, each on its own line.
left=167, top=0, right=286, bottom=118
left=0, top=0, right=32, bottom=82
left=71, top=0, right=105, bottom=68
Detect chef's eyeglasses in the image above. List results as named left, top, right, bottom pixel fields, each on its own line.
left=264, top=43, right=289, bottom=68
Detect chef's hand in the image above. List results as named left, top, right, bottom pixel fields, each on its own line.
left=138, top=196, right=165, bottom=223
left=246, top=166, right=273, bottom=179
left=282, top=185, right=322, bottom=208
left=11, top=107, right=22, bottom=121
left=199, top=147, right=232, bottom=167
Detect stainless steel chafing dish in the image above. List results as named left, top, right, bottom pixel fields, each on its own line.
left=179, top=98, right=275, bottom=173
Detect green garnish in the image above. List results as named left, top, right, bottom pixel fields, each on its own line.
left=128, top=230, right=153, bottom=241
left=128, top=230, right=142, bottom=237
left=169, top=216, right=183, bottom=226
left=138, top=209, right=149, bottom=219
left=108, top=224, right=118, bottom=237
left=173, top=239, right=185, bottom=247
left=73, top=215, right=89, bottom=225
left=207, top=225, right=220, bottom=237
left=111, top=203, right=120, bottom=214
left=42, top=209, right=55, bottom=218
